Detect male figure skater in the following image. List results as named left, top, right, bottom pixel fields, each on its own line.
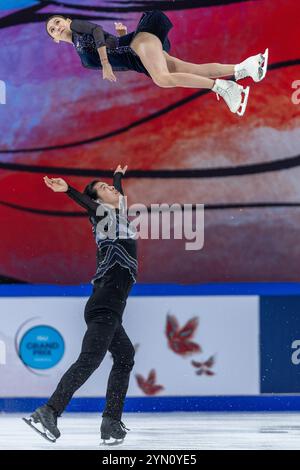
left=23, top=165, right=137, bottom=445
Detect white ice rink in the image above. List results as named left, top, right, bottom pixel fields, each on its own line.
left=1, top=412, right=300, bottom=450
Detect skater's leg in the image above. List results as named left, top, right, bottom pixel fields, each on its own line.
left=102, top=325, right=135, bottom=421
left=47, top=312, right=120, bottom=416
left=23, top=307, right=119, bottom=442
left=131, top=32, right=214, bottom=89
left=163, top=52, right=235, bottom=78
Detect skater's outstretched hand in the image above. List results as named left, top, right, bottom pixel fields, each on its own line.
left=114, top=164, right=128, bottom=175
left=114, top=22, right=127, bottom=36
left=102, top=63, right=117, bottom=82
left=43, top=176, right=68, bottom=192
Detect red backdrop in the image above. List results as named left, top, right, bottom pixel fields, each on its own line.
left=0, top=0, right=299, bottom=284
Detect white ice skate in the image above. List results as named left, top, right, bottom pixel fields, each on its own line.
left=212, top=78, right=250, bottom=116
left=234, top=48, right=269, bottom=83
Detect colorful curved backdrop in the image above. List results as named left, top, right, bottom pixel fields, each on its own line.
left=0, top=0, right=299, bottom=284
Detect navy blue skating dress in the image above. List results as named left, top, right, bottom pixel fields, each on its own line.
left=71, top=10, right=173, bottom=77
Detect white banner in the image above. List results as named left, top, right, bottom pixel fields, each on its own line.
left=0, top=295, right=259, bottom=397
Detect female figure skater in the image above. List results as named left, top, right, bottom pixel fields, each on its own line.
left=23, top=165, right=137, bottom=446
left=46, top=10, right=268, bottom=116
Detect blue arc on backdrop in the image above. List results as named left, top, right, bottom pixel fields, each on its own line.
left=0, top=1, right=39, bottom=10
left=19, top=325, right=65, bottom=370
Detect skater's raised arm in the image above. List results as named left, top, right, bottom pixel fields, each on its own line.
left=113, top=165, right=128, bottom=195
left=43, top=176, right=98, bottom=215
left=70, top=19, right=116, bottom=83
left=66, top=186, right=99, bottom=215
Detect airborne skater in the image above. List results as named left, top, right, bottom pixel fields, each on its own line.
left=46, top=10, right=268, bottom=116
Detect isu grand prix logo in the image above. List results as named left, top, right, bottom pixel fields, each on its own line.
left=15, top=318, right=65, bottom=375
left=165, top=314, right=201, bottom=356
left=135, top=369, right=164, bottom=396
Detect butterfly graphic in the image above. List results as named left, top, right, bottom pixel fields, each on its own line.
left=135, top=369, right=164, bottom=396
left=165, top=314, right=201, bottom=356
left=191, top=355, right=216, bottom=376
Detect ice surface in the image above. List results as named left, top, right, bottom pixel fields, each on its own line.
left=1, top=412, right=300, bottom=450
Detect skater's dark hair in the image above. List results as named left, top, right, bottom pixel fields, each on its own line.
left=84, top=180, right=100, bottom=200
left=46, top=15, right=68, bottom=37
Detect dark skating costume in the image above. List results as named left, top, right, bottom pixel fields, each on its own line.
left=71, top=10, right=173, bottom=76
left=24, top=172, right=137, bottom=444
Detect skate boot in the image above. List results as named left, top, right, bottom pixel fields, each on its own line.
left=100, top=416, right=129, bottom=446
left=212, top=78, right=250, bottom=116
left=22, top=405, right=60, bottom=443
left=234, top=48, right=269, bottom=83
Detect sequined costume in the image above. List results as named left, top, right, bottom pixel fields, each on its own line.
left=66, top=172, right=138, bottom=285
left=71, top=10, right=173, bottom=76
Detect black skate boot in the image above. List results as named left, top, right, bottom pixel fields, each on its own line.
left=100, top=416, right=130, bottom=446
left=23, top=405, right=60, bottom=443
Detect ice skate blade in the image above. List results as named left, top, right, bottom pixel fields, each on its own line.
left=22, top=417, right=56, bottom=443
left=256, top=47, right=269, bottom=82
left=236, top=86, right=250, bottom=116
left=100, top=437, right=124, bottom=446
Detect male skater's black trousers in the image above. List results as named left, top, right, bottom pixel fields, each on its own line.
left=47, top=265, right=135, bottom=420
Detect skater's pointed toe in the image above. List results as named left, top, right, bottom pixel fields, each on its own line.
left=235, top=47, right=269, bottom=83
left=255, top=47, right=269, bottom=82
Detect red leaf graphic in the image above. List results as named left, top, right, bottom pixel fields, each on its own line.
left=192, top=355, right=216, bottom=376
left=169, top=339, right=201, bottom=356
left=166, top=314, right=179, bottom=340
left=148, top=369, right=156, bottom=386
left=135, top=369, right=164, bottom=396
left=191, top=360, right=203, bottom=368
left=204, top=356, right=215, bottom=368
left=165, top=315, right=201, bottom=356
left=178, top=317, right=199, bottom=339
